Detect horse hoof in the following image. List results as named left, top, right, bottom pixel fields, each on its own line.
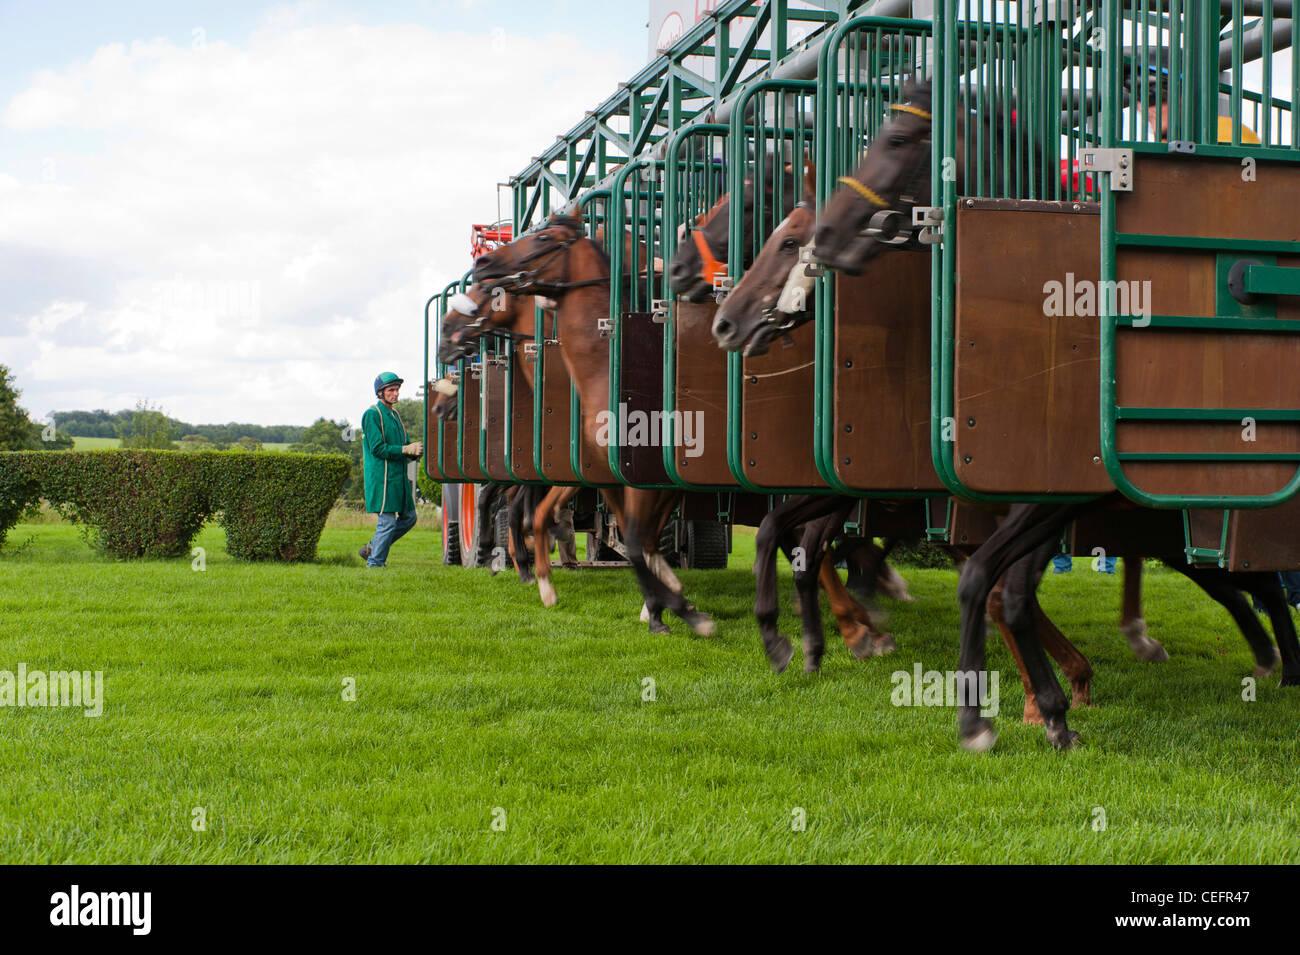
left=649, top=618, right=670, bottom=635
left=1046, top=724, right=1081, bottom=750
left=538, top=579, right=557, bottom=607
left=1255, top=651, right=1281, bottom=680
left=685, top=610, right=716, bottom=637
left=767, top=639, right=795, bottom=673
left=1280, top=670, right=1300, bottom=688
left=960, top=724, right=998, bottom=752
left=871, top=633, right=896, bottom=656
left=803, top=659, right=822, bottom=675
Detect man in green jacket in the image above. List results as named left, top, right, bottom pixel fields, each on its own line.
left=359, top=372, right=422, bottom=568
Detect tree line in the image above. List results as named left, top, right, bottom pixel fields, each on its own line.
left=48, top=407, right=306, bottom=445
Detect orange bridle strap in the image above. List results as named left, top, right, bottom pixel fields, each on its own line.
left=692, top=228, right=728, bottom=285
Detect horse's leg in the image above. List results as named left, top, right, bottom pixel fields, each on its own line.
left=644, top=491, right=685, bottom=595
left=1119, top=557, right=1166, bottom=661
left=957, top=501, right=1093, bottom=751
left=755, top=496, right=840, bottom=670
left=531, top=486, right=577, bottom=607
left=1244, top=572, right=1300, bottom=686
left=621, top=488, right=714, bottom=636
left=985, top=580, right=1042, bottom=724
left=794, top=503, right=855, bottom=673
left=1171, top=564, right=1284, bottom=679
left=991, top=575, right=1094, bottom=722
left=509, top=486, right=535, bottom=583
left=997, top=537, right=1081, bottom=749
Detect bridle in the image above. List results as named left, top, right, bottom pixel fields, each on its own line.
left=476, top=220, right=611, bottom=298
left=757, top=199, right=817, bottom=336
left=688, top=193, right=731, bottom=290
left=834, top=101, right=932, bottom=247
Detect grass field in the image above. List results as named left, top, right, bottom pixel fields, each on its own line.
left=1, top=521, right=1297, bottom=863
left=71, top=436, right=120, bottom=450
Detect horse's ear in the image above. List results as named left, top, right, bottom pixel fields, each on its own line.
left=802, top=156, right=816, bottom=202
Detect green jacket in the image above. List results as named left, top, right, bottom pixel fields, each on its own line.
left=362, top=402, right=415, bottom=514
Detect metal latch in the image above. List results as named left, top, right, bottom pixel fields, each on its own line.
left=913, top=206, right=943, bottom=244
left=798, top=246, right=825, bottom=277
left=1079, top=147, right=1134, bottom=191
left=469, top=364, right=483, bottom=380
left=597, top=317, right=615, bottom=337
left=712, top=273, right=733, bottom=304
left=522, top=342, right=538, bottom=362
left=651, top=299, right=671, bottom=324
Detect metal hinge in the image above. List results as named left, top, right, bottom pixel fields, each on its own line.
left=651, top=299, right=671, bottom=324
left=1080, top=147, right=1134, bottom=191
left=798, top=246, right=825, bottom=277
left=913, top=206, right=943, bottom=244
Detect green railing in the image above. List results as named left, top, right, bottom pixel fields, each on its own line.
left=1098, top=0, right=1300, bottom=509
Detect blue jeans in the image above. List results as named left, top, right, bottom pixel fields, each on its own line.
left=1053, top=554, right=1116, bottom=574
left=367, top=510, right=417, bottom=567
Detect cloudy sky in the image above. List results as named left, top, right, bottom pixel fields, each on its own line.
left=0, top=0, right=646, bottom=427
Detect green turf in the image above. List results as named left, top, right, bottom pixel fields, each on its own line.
left=1, top=522, right=1297, bottom=863
left=71, top=436, right=120, bottom=450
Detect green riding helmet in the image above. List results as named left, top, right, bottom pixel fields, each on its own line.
left=374, top=371, right=404, bottom=395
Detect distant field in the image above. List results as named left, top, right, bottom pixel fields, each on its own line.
left=69, top=437, right=293, bottom=451
left=71, top=436, right=120, bottom=450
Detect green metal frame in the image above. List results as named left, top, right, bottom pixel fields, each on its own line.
left=607, top=156, right=678, bottom=488
left=813, top=14, right=937, bottom=497
left=724, top=75, right=818, bottom=493
left=660, top=120, right=734, bottom=490
left=929, top=1, right=1107, bottom=503
left=1098, top=0, right=1300, bottom=509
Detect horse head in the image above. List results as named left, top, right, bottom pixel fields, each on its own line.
left=710, top=161, right=817, bottom=356
left=813, top=78, right=934, bottom=275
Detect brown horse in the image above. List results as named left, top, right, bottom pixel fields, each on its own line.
left=449, top=237, right=714, bottom=634
left=810, top=78, right=1299, bottom=748
left=439, top=284, right=579, bottom=584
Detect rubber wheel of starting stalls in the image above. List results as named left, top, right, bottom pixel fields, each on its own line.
left=459, top=483, right=483, bottom=568
left=441, top=486, right=460, bottom=566
left=685, top=520, right=729, bottom=570
left=493, top=504, right=510, bottom=569
left=656, top=521, right=682, bottom=568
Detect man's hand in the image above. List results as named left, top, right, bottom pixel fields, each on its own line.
left=402, top=442, right=423, bottom=457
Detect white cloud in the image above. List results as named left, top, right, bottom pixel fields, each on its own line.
left=1, top=17, right=635, bottom=425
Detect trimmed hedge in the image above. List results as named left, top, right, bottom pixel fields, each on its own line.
left=0, top=450, right=350, bottom=561
left=0, top=462, right=42, bottom=548
left=34, top=450, right=212, bottom=558
left=210, top=452, right=350, bottom=562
